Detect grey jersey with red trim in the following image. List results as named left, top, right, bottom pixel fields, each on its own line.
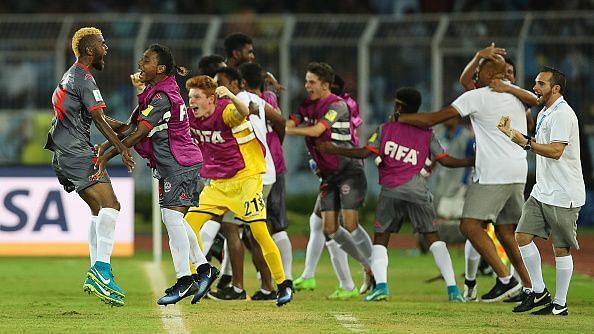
left=137, top=93, right=189, bottom=178
left=319, top=101, right=363, bottom=174
left=45, top=63, right=107, bottom=155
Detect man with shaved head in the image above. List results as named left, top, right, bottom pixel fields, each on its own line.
left=396, top=55, right=530, bottom=303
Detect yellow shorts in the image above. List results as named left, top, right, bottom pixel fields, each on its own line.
left=196, top=174, right=266, bottom=223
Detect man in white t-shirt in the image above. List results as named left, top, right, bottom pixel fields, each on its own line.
left=397, top=56, right=529, bottom=302
left=497, top=66, right=584, bottom=316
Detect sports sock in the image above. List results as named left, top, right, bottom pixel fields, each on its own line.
left=250, top=222, right=285, bottom=285
left=272, top=231, right=293, bottom=280
left=162, top=208, right=191, bottom=278
left=88, top=215, right=98, bottom=266
left=327, top=240, right=355, bottom=291
left=519, top=242, right=545, bottom=293
left=371, top=244, right=388, bottom=285
left=302, top=213, right=324, bottom=279
left=184, top=219, right=208, bottom=269
left=464, top=240, right=480, bottom=281
left=184, top=210, right=212, bottom=239
left=351, top=225, right=373, bottom=260
left=96, top=208, right=118, bottom=264
left=554, top=255, right=573, bottom=306
left=221, top=239, right=233, bottom=276
left=429, top=240, right=456, bottom=286
left=200, top=220, right=221, bottom=254
left=510, top=265, right=522, bottom=284
left=498, top=275, right=512, bottom=285
left=331, top=226, right=371, bottom=267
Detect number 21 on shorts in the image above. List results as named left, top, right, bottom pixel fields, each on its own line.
left=244, top=193, right=265, bottom=217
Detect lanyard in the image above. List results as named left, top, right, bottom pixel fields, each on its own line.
left=535, top=100, right=565, bottom=136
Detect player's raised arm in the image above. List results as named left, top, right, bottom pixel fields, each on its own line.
left=489, top=79, right=538, bottom=107
left=216, top=85, right=249, bottom=117
left=460, top=42, right=506, bottom=91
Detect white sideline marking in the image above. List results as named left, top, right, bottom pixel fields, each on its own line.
left=334, top=313, right=366, bottom=332
left=144, top=262, right=189, bottom=334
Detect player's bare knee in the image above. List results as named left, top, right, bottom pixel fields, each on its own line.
left=553, top=247, right=570, bottom=257
left=424, top=232, right=440, bottom=245
left=515, top=232, right=532, bottom=246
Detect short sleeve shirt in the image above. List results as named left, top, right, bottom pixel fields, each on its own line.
left=531, top=97, right=585, bottom=207
left=138, top=92, right=186, bottom=178
left=45, top=62, right=107, bottom=156
left=451, top=86, right=527, bottom=184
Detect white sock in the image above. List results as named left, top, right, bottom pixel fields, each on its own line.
left=332, top=226, right=370, bottom=268
left=464, top=240, right=480, bottom=281
left=184, top=219, right=208, bottom=270
left=519, top=242, right=545, bottom=293
left=429, top=240, right=456, bottom=286
left=162, top=208, right=191, bottom=278
left=221, top=239, right=233, bottom=276
left=554, top=255, right=573, bottom=306
left=96, top=208, right=118, bottom=264
left=272, top=231, right=293, bottom=280
left=371, top=245, right=388, bottom=285
left=88, top=215, right=98, bottom=266
left=510, top=265, right=522, bottom=284
left=351, top=225, right=373, bottom=260
left=302, top=213, right=324, bottom=279
left=327, top=240, right=354, bottom=291
left=200, top=220, right=221, bottom=254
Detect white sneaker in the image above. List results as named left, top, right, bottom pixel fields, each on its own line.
left=359, top=268, right=374, bottom=294
left=464, top=279, right=478, bottom=302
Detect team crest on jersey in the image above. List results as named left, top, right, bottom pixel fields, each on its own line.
left=341, top=184, right=351, bottom=195
left=325, top=109, right=338, bottom=122
left=164, top=181, right=171, bottom=193
left=84, top=73, right=93, bottom=80
left=154, top=93, right=162, bottom=100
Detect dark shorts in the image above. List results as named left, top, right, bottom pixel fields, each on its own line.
left=267, top=172, right=288, bottom=232
left=51, top=150, right=110, bottom=194
left=319, top=168, right=367, bottom=212
left=159, top=166, right=203, bottom=208
left=374, top=190, right=438, bottom=234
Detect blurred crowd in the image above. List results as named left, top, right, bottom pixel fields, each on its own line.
left=0, top=0, right=591, bottom=15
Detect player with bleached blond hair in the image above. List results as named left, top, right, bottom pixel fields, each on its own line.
left=45, top=27, right=135, bottom=306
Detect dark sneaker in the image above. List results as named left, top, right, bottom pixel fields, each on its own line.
left=191, top=265, right=220, bottom=304
left=276, top=280, right=293, bottom=307
left=207, top=286, right=247, bottom=301
left=157, top=276, right=198, bottom=305
left=481, top=277, right=522, bottom=303
left=532, top=302, right=568, bottom=316
left=504, top=289, right=527, bottom=303
left=217, top=274, right=232, bottom=290
left=512, top=288, right=551, bottom=312
left=251, top=290, right=277, bottom=301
